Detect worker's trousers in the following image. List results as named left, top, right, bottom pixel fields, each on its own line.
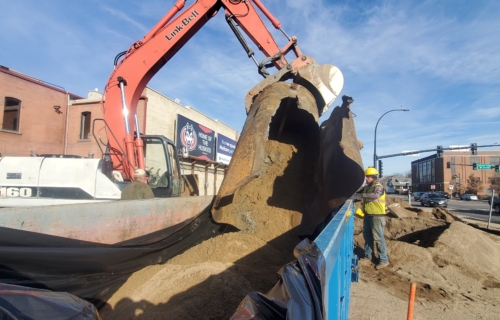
left=363, top=215, right=388, bottom=263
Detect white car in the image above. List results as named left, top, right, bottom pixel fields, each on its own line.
left=460, top=194, right=478, bottom=201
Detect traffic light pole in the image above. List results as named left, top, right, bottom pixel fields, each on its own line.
left=373, top=108, right=410, bottom=169
left=375, top=143, right=498, bottom=178
left=377, top=143, right=499, bottom=160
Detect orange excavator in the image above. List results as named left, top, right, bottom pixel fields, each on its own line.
left=1, top=0, right=364, bottom=228
left=102, top=0, right=345, bottom=181
left=0, top=0, right=365, bottom=303
left=100, top=0, right=364, bottom=230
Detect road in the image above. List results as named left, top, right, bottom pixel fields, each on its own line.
left=390, top=194, right=500, bottom=228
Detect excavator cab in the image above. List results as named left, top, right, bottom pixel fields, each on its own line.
left=142, top=135, right=182, bottom=198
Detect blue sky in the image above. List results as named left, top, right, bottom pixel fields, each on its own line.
left=1, top=0, right=499, bottom=175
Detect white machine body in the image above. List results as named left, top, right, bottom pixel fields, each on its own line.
left=0, top=157, right=121, bottom=207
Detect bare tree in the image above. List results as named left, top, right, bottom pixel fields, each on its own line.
left=450, top=174, right=466, bottom=196
left=378, top=176, right=390, bottom=186
left=466, top=173, right=484, bottom=195
left=489, top=173, right=500, bottom=195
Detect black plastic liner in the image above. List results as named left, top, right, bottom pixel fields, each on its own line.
left=231, top=238, right=324, bottom=320
left=0, top=209, right=223, bottom=307
left=0, top=283, right=101, bottom=320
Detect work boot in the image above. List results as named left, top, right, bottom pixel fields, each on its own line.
left=376, top=262, right=389, bottom=270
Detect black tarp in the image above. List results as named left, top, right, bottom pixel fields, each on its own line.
left=230, top=238, right=325, bottom=320
left=0, top=210, right=224, bottom=307
left=0, top=283, right=100, bottom=320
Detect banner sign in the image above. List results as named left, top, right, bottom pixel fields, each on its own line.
left=216, top=133, right=237, bottom=165
left=176, top=114, right=215, bottom=161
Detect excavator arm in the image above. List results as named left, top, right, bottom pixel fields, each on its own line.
left=99, top=0, right=363, bottom=235
left=102, top=0, right=308, bottom=180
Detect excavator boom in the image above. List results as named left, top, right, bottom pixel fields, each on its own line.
left=101, top=0, right=364, bottom=234
left=102, top=0, right=303, bottom=180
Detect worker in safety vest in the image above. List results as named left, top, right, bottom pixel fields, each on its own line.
left=360, top=167, right=389, bottom=270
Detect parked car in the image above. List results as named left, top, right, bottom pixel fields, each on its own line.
left=487, top=197, right=500, bottom=214
left=435, top=191, right=451, bottom=199
left=460, top=194, right=478, bottom=201
left=420, top=193, right=448, bottom=208
left=413, top=192, right=424, bottom=201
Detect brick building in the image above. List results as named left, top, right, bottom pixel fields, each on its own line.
left=1, top=65, right=239, bottom=196
left=0, top=65, right=82, bottom=156
left=411, top=150, right=500, bottom=196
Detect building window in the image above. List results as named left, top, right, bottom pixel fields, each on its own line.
left=2, top=97, right=21, bottom=132
left=470, top=157, right=480, bottom=165
left=451, top=157, right=455, bottom=175
left=80, top=111, right=91, bottom=140
left=431, top=159, right=435, bottom=182
left=418, top=162, right=423, bottom=183
left=490, top=157, right=499, bottom=166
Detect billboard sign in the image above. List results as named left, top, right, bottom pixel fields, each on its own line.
left=216, top=134, right=236, bottom=165
left=176, top=114, right=215, bottom=161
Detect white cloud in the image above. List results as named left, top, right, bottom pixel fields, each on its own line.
left=474, top=107, right=500, bottom=118
left=281, top=0, right=500, bottom=85
left=99, top=5, right=150, bottom=34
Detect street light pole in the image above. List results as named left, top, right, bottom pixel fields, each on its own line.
left=373, top=108, right=409, bottom=169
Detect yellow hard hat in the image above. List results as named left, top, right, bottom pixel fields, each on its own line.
left=355, top=208, right=364, bottom=218
left=365, top=167, right=379, bottom=176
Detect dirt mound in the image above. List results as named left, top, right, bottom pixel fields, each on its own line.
left=101, top=137, right=308, bottom=319
left=352, top=205, right=500, bottom=319
left=432, top=207, right=459, bottom=223
left=374, top=221, right=500, bottom=302
left=386, top=196, right=412, bottom=208
left=354, top=216, right=448, bottom=252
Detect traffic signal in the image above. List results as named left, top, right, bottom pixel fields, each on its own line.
left=437, top=145, right=443, bottom=158
left=473, top=163, right=477, bottom=170
left=446, top=161, right=450, bottom=168
left=495, top=164, right=499, bottom=172
left=378, top=160, right=383, bottom=178
left=470, top=143, right=477, bottom=155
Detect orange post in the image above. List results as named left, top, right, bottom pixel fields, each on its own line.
left=407, top=283, right=417, bottom=320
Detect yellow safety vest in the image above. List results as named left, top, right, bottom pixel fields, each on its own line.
left=362, top=183, right=386, bottom=215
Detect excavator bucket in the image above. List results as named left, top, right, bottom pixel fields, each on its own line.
left=298, top=95, right=366, bottom=235
left=212, top=69, right=365, bottom=236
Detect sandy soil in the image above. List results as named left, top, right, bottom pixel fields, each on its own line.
left=350, top=202, right=500, bottom=320
left=100, top=154, right=500, bottom=320
left=100, top=137, right=308, bottom=319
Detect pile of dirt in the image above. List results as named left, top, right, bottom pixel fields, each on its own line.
left=351, top=205, right=500, bottom=319
left=101, top=167, right=500, bottom=320
left=101, top=137, right=309, bottom=319
left=386, top=196, right=412, bottom=208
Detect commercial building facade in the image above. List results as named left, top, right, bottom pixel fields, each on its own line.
left=411, top=150, right=500, bottom=196
left=0, top=65, right=239, bottom=196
